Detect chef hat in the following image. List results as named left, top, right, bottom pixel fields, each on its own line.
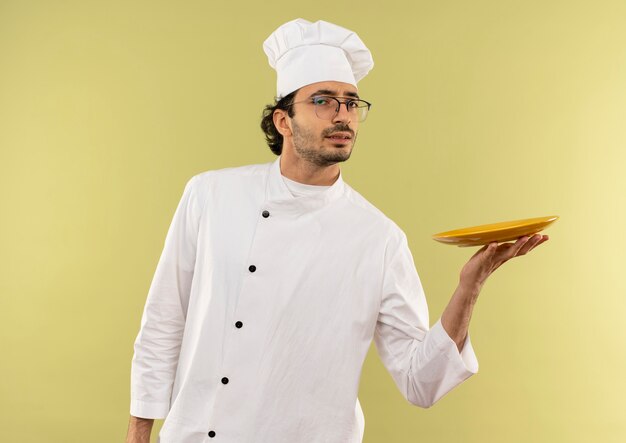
left=263, top=18, right=374, bottom=98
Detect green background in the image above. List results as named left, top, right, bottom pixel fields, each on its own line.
left=1, top=0, right=624, bottom=441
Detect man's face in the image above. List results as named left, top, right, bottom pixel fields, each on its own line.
left=288, top=81, right=361, bottom=167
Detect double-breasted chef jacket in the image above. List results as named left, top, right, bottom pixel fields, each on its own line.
left=130, top=155, right=479, bottom=443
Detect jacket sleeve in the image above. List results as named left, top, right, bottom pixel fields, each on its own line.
left=373, top=229, right=478, bottom=408
left=130, top=174, right=204, bottom=418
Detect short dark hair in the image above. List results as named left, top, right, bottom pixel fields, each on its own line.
left=260, top=89, right=299, bottom=155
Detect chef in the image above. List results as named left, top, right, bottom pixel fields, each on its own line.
left=126, top=18, right=549, bottom=443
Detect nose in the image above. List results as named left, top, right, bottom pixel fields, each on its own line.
left=332, top=101, right=352, bottom=124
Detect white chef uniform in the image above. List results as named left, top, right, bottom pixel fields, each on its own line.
left=130, top=156, right=479, bottom=443
left=282, top=175, right=330, bottom=197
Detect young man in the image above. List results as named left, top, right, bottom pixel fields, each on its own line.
left=126, top=18, right=548, bottom=443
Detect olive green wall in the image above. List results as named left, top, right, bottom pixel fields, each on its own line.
left=1, top=1, right=624, bottom=441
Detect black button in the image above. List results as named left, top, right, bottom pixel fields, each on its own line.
left=262, top=210, right=270, bottom=218
left=221, top=377, right=229, bottom=384
left=235, top=321, right=243, bottom=328
left=248, top=265, right=256, bottom=272
left=208, top=430, right=216, bottom=438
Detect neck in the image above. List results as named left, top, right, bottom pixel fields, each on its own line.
left=279, top=149, right=340, bottom=186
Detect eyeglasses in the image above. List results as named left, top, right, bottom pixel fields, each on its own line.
left=288, top=95, right=372, bottom=122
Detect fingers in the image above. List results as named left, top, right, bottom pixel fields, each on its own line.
left=529, top=234, right=549, bottom=252
left=480, top=234, right=549, bottom=260
left=472, top=243, right=491, bottom=259
left=515, top=234, right=549, bottom=256
left=494, top=236, right=532, bottom=262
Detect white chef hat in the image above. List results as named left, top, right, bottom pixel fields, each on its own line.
left=263, top=18, right=374, bottom=98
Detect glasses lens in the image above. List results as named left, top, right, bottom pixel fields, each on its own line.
left=312, top=97, right=370, bottom=122
left=312, top=97, right=338, bottom=120
left=354, top=101, right=369, bottom=122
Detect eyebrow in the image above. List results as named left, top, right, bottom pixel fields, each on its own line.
left=307, top=89, right=360, bottom=99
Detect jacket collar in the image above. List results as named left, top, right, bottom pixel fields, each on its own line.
left=264, top=155, right=346, bottom=216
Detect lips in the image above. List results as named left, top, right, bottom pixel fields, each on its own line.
left=325, top=132, right=352, bottom=140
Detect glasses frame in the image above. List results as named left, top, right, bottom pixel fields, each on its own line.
left=287, top=95, right=372, bottom=122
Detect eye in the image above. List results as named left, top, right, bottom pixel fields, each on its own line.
left=312, top=97, right=329, bottom=105
left=347, top=101, right=359, bottom=109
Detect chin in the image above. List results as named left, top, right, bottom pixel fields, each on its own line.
left=325, top=151, right=352, bottom=163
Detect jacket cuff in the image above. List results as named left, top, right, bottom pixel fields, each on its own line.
left=431, top=318, right=479, bottom=374
left=130, top=398, right=170, bottom=419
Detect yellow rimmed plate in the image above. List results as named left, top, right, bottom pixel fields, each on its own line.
left=433, top=215, right=559, bottom=247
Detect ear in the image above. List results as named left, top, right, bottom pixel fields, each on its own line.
left=273, top=109, right=293, bottom=137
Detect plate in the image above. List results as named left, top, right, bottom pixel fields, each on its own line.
left=432, top=215, right=559, bottom=247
